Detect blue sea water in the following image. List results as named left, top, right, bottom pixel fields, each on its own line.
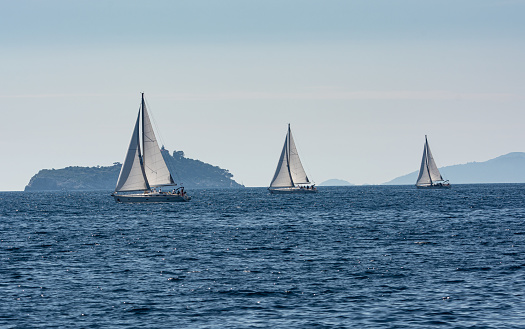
left=1, top=185, right=524, bottom=328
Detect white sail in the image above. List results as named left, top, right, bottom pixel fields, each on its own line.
left=288, top=129, right=310, bottom=184
left=425, top=143, right=443, bottom=182
left=270, top=136, right=294, bottom=187
left=141, top=98, right=174, bottom=187
left=270, top=124, right=311, bottom=188
left=416, top=136, right=444, bottom=186
left=115, top=111, right=150, bottom=192
left=416, top=145, right=431, bottom=186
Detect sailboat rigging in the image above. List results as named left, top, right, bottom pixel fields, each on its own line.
left=111, top=93, right=190, bottom=202
left=268, top=124, right=317, bottom=194
left=416, top=135, right=450, bottom=189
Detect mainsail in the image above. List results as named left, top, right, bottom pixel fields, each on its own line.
left=141, top=98, right=174, bottom=187
left=115, top=93, right=174, bottom=192
left=416, top=135, right=444, bottom=186
left=270, top=124, right=311, bottom=188
left=288, top=130, right=309, bottom=184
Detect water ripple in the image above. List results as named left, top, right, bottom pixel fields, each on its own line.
left=1, top=184, right=524, bottom=328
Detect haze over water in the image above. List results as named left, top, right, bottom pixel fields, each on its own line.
left=1, top=185, right=524, bottom=328
left=2, top=1, right=525, bottom=190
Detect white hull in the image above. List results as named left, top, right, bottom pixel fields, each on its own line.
left=416, top=184, right=451, bottom=189
left=269, top=187, right=317, bottom=194
left=112, top=192, right=191, bottom=203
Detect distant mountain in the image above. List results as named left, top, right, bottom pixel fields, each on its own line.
left=384, top=152, right=525, bottom=185
left=319, top=179, right=354, bottom=186
left=25, top=148, right=243, bottom=191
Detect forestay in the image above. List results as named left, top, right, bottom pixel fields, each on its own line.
left=416, top=136, right=444, bottom=186
left=270, top=124, right=311, bottom=188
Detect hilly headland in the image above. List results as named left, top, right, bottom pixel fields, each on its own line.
left=25, top=147, right=243, bottom=191
left=384, top=152, right=525, bottom=185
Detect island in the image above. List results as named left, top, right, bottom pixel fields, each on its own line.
left=319, top=179, right=354, bottom=186
left=25, top=147, right=244, bottom=191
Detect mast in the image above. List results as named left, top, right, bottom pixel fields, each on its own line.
left=287, top=123, right=294, bottom=186
left=141, top=93, right=145, bottom=167
left=425, top=135, right=433, bottom=186
left=138, top=93, right=150, bottom=190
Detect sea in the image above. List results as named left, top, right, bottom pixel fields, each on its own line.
left=1, top=184, right=524, bottom=328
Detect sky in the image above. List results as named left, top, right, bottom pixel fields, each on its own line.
left=1, top=0, right=524, bottom=190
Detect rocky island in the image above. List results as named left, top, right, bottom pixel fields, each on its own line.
left=25, top=147, right=243, bottom=191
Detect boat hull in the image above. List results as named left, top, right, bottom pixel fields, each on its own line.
left=268, top=187, right=318, bottom=194
left=112, top=193, right=191, bottom=203
left=416, top=184, right=451, bottom=189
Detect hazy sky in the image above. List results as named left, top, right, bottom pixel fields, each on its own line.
left=1, top=0, right=524, bottom=190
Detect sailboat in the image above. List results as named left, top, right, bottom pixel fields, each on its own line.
left=111, top=93, right=191, bottom=202
left=416, top=135, right=450, bottom=189
left=268, top=124, right=317, bottom=194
